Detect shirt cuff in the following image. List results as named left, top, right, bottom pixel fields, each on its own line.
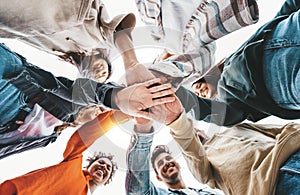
left=167, top=111, right=194, bottom=137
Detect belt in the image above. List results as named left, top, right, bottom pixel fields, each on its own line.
left=0, top=92, right=45, bottom=134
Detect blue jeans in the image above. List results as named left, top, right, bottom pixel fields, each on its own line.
left=276, top=149, right=300, bottom=195
left=0, top=43, right=30, bottom=127
left=263, top=9, right=300, bottom=110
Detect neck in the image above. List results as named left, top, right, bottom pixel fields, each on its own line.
left=166, top=179, right=186, bottom=190
left=88, top=180, right=97, bottom=193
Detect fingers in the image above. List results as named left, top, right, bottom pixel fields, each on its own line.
left=144, top=78, right=161, bottom=88
left=148, top=83, right=172, bottom=93
left=151, top=88, right=175, bottom=99
left=135, top=110, right=152, bottom=119
left=152, top=96, right=175, bottom=106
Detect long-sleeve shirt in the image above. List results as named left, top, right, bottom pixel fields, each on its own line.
left=125, top=129, right=222, bottom=195
left=0, top=111, right=118, bottom=195
left=169, top=112, right=300, bottom=195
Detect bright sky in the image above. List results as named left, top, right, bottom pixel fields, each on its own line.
left=1, top=0, right=299, bottom=194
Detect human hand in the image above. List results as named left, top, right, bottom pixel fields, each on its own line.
left=140, top=94, right=184, bottom=125
left=115, top=78, right=176, bottom=117
left=126, top=63, right=155, bottom=85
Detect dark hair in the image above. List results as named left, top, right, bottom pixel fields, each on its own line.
left=85, top=152, right=118, bottom=185
left=192, top=58, right=225, bottom=95
left=150, top=145, right=171, bottom=174
left=64, top=50, right=112, bottom=82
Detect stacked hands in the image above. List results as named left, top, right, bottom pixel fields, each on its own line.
left=114, top=64, right=184, bottom=127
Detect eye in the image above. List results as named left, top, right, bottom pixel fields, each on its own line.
left=157, top=160, right=163, bottom=168
left=98, top=160, right=105, bottom=164
left=166, top=156, right=172, bottom=161
left=107, top=165, right=111, bottom=171
left=101, top=71, right=107, bottom=76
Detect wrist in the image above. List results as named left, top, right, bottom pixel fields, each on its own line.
left=134, top=119, right=153, bottom=134
left=165, top=110, right=184, bottom=125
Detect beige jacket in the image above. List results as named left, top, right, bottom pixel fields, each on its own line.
left=169, top=112, right=300, bottom=195
left=0, top=0, right=135, bottom=57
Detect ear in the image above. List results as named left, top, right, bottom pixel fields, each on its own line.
left=156, top=174, right=163, bottom=181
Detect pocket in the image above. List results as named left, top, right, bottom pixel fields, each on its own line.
left=264, top=38, right=293, bottom=50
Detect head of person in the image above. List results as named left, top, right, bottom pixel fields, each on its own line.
left=150, top=145, right=182, bottom=186
left=67, top=49, right=112, bottom=83
left=85, top=152, right=118, bottom=187
left=191, top=58, right=225, bottom=99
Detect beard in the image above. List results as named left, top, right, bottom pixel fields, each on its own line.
left=165, top=171, right=181, bottom=185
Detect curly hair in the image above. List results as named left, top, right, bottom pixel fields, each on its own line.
left=85, top=152, right=118, bottom=185
left=150, top=145, right=171, bottom=175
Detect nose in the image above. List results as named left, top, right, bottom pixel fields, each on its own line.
left=200, top=89, right=206, bottom=98
left=99, top=162, right=107, bottom=168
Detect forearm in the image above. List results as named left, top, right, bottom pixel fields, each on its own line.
left=72, top=78, right=124, bottom=110
left=63, top=111, right=117, bottom=160
left=168, top=112, right=214, bottom=183
left=175, top=86, right=246, bottom=126
left=114, top=30, right=139, bottom=70
left=126, top=131, right=154, bottom=195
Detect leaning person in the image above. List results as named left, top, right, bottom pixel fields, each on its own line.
left=0, top=42, right=175, bottom=158
left=0, top=110, right=125, bottom=194
left=148, top=93, right=300, bottom=195
left=0, top=0, right=137, bottom=82
left=126, top=120, right=222, bottom=195
left=132, top=0, right=300, bottom=126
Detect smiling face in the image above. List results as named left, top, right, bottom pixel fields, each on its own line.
left=90, top=58, right=110, bottom=83
left=192, top=81, right=216, bottom=99
left=154, top=153, right=181, bottom=185
left=87, top=157, right=113, bottom=186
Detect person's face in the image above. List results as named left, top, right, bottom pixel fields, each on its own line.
left=192, top=81, right=215, bottom=98
left=91, top=58, right=109, bottom=83
left=154, top=153, right=181, bottom=184
left=87, top=157, right=113, bottom=186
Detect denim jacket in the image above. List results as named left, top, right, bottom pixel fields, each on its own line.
left=2, top=50, right=123, bottom=125
left=125, top=132, right=221, bottom=195
left=176, top=0, right=300, bottom=126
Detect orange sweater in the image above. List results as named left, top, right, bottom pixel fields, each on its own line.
left=0, top=111, right=116, bottom=195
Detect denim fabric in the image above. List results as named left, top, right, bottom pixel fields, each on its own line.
left=125, top=132, right=221, bottom=195
left=126, top=133, right=155, bottom=195
left=276, top=149, right=300, bottom=195
left=263, top=9, right=300, bottom=110
left=0, top=43, right=30, bottom=126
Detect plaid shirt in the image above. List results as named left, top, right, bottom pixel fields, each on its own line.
left=135, top=0, right=259, bottom=50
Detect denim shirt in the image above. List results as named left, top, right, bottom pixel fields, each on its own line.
left=0, top=42, right=124, bottom=132
left=125, top=132, right=220, bottom=195
left=0, top=43, right=32, bottom=130
left=176, top=0, right=300, bottom=126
